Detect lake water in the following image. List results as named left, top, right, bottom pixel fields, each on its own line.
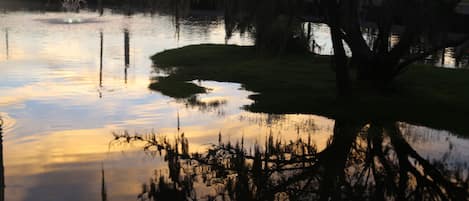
left=0, top=9, right=468, bottom=201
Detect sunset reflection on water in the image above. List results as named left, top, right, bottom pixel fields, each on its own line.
left=0, top=9, right=468, bottom=201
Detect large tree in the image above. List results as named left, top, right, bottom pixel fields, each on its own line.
left=224, top=0, right=309, bottom=54
left=322, top=0, right=469, bottom=93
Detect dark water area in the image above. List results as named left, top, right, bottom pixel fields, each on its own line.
left=0, top=1, right=468, bottom=201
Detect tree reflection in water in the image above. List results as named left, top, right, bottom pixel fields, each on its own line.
left=112, top=121, right=469, bottom=201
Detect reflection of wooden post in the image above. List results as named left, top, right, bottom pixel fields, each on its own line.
left=5, top=29, right=8, bottom=60
left=100, top=31, right=103, bottom=88
left=101, top=164, right=107, bottom=201
left=0, top=117, right=5, bottom=201
left=124, top=29, right=130, bottom=84
left=124, top=29, right=130, bottom=67
left=307, top=22, right=312, bottom=51
left=99, top=31, right=103, bottom=98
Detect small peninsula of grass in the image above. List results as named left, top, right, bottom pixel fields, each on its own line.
left=150, top=44, right=469, bottom=136
left=149, top=77, right=207, bottom=99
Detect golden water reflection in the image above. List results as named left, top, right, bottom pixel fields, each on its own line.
left=0, top=10, right=468, bottom=201
left=3, top=110, right=336, bottom=201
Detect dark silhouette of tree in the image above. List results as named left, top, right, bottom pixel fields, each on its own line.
left=224, top=0, right=309, bottom=54
left=149, top=0, right=469, bottom=93
left=112, top=121, right=469, bottom=201
left=321, top=0, right=469, bottom=91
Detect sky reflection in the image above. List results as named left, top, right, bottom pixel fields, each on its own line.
left=0, top=9, right=468, bottom=201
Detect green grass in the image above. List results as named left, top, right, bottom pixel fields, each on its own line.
left=150, top=44, right=469, bottom=136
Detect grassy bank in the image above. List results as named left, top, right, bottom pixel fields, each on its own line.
left=150, top=44, right=469, bottom=136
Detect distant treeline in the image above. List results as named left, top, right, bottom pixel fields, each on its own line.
left=1, top=0, right=467, bottom=35
left=0, top=0, right=225, bottom=12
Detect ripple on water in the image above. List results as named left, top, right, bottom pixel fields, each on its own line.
left=36, top=18, right=103, bottom=25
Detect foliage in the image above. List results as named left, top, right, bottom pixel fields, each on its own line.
left=321, top=0, right=469, bottom=88
left=150, top=44, right=469, bottom=135
left=224, top=0, right=309, bottom=54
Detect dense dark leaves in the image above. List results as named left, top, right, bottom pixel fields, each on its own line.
left=322, top=0, right=469, bottom=87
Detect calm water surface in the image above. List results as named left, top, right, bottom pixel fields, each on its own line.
left=0, top=10, right=468, bottom=201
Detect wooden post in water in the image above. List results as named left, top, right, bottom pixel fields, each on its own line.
left=124, top=29, right=130, bottom=84
left=307, top=22, right=312, bottom=52
left=5, top=29, right=8, bottom=60
left=99, top=31, right=103, bottom=98
left=100, top=31, right=103, bottom=87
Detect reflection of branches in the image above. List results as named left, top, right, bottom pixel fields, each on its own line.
left=400, top=123, right=469, bottom=176
left=110, top=130, right=171, bottom=158
left=239, top=114, right=287, bottom=127
left=238, top=114, right=321, bottom=134
left=387, top=123, right=467, bottom=201
left=113, top=121, right=469, bottom=201
left=176, top=96, right=227, bottom=115
left=62, top=0, right=86, bottom=12
left=114, top=130, right=319, bottom=201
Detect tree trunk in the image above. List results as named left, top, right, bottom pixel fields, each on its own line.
left=326, top=1, right=351, bottom=96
